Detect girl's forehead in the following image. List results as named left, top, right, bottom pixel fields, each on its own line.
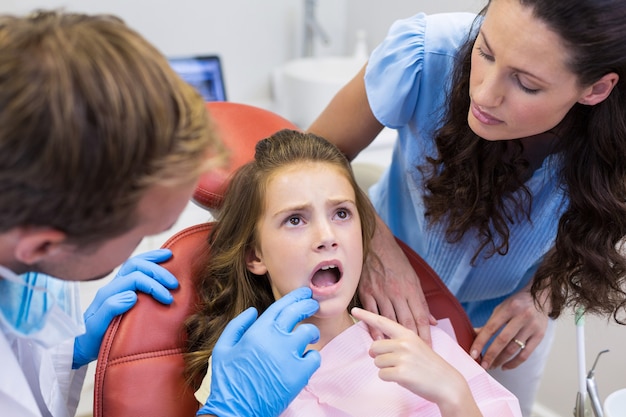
left=262, top=162, right=354, bottom=203
left=267, top=160, right=347, bottom=181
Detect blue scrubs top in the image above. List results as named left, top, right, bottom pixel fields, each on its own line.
left=365, top=12, right=567, bottom=326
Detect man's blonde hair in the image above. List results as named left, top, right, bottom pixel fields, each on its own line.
left=0, top=10, right=225, bottom=243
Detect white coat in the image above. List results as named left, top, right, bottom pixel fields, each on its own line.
left=0, top=325, right=86, bottom=417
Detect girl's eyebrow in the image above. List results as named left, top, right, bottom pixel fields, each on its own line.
left=327, top=197, right=357, bottom=206
left=479, top=30, right=549, bottom=84
left=271, top=197, right=357, bottom=218
left=271, top=203, right=310, bottom=219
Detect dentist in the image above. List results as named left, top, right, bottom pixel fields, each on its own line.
left=0, top=10, right=320, bottom=417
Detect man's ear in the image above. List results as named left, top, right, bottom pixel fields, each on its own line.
left=578, top=72, right=619, bottom=106
left=14, top=228, right=67, bottom=265
left=245, top=247, right=268, bottom=275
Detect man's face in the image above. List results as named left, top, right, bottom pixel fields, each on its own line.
left=35, top=179, right=198, bottom=281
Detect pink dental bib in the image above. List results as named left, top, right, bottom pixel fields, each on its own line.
left=281, top=321, right=522, bottom=417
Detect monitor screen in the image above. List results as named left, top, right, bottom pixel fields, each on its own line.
left=168, top=55, right=227, bottom=102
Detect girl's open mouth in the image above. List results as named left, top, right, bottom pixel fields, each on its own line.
left=311, top=264, right=341, bottom=287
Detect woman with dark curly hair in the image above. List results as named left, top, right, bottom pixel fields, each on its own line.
left=308, top=0, right=626, bottom=415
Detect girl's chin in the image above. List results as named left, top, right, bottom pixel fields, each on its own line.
left=312, top=301, right=353, bottom=320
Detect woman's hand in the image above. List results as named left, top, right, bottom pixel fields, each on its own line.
left=351, top=307, right=482, bottom=417
left=470, top=285, right=549, bottom=370
left=358, top=215, right=435, bottom=344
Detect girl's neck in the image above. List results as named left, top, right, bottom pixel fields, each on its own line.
left=304, top=311, right=355, bottom=351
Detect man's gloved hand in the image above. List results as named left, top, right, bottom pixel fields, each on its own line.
left=72, top=249, right=178, bottom=369
left=197, top=287, right=321, bottom=417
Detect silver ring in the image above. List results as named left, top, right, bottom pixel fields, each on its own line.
left=513, top=338, right=526, bottom=350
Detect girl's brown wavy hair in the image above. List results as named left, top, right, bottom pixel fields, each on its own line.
left=183, top=129, right=377, bottom=388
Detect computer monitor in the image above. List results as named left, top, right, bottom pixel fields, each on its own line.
left=168, top=55, right=227, bottom=102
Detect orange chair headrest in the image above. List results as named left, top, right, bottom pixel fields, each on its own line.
left=194, top=102, right=300, bottom=211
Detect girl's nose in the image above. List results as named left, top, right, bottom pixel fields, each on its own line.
left=315, top=221, right=338, bottom=251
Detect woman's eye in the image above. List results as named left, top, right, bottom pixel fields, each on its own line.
left=516, top=77, right=540, bottom=94
left=476, top=46, right=494, bottom=62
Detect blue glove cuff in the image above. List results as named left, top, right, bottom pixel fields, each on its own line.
left=197, top=401, right=242, bottom=417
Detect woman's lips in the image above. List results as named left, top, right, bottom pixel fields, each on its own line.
left=471, top=103, right=503, bottom=125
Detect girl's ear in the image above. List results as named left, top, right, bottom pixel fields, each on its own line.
left=245, top=247, right=268, bottom=275
left=578, top=72, right=619, bottom=106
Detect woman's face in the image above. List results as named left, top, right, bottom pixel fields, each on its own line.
left=247, top=161, right=363, bottom=320
left=468, top=0, right=589, bottom=141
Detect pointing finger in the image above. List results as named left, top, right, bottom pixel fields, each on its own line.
left=351, top=307, right=411, bottom=339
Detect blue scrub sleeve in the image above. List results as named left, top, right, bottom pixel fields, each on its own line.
left=365, top=13, right=427, bottom=129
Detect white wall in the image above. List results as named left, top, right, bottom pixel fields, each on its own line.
left=0, top=0, right=296, bottom=102
left=1, top=1, right=624, bottom=416
left=0, top=0, right=486, bottom=104
left=0, top=0, right=353, bottom=104
left=345, top=0, right=484, bottom=53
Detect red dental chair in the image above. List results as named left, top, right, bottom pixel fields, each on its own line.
left=192, top=102, right=300, bottom=211
left=94, top=102, right=476, bottom=417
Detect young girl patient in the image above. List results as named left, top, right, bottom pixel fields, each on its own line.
left=184, top=129, right=522, bottom=417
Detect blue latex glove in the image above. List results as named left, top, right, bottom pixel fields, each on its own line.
left=197, top=287, right=321, bottom=417
left=72, top=249, right=178, bottom=369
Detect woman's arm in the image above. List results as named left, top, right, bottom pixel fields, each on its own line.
left=360, top=215, right=433, bottom=344
left=307, top=64, right=383, bottom=161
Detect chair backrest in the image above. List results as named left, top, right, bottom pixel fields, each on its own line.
left=94, top=222, right=476, bottom=417
left=194, top=101, right=300, bottom=211
left=94, top=224, right=211, bottom=417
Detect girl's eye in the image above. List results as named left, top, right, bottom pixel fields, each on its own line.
left=335, top=209, right=351, bottom=220
left=287, top=216, right=301, bottom=226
